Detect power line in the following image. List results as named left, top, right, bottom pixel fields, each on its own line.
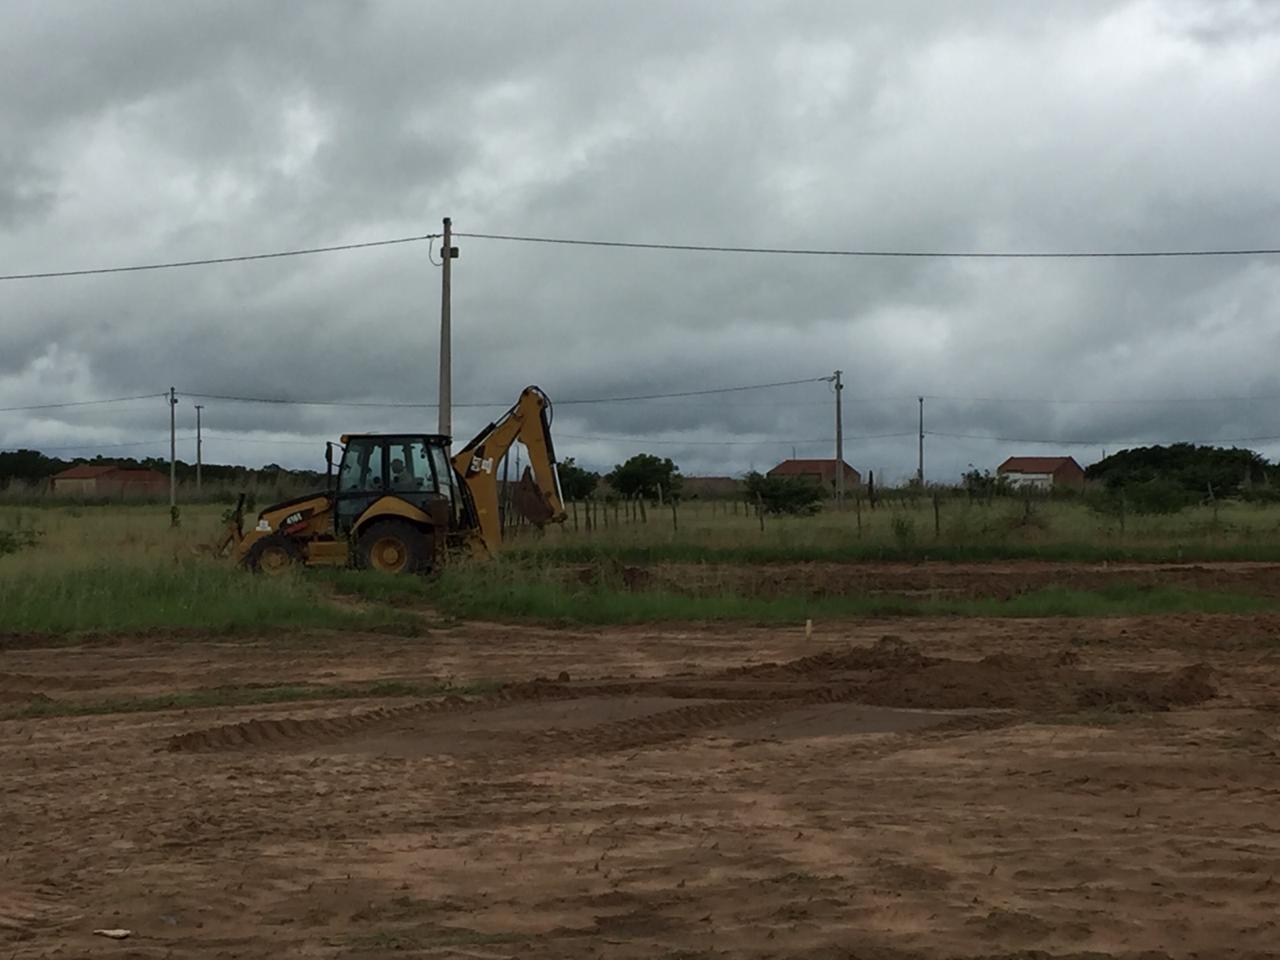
left=928, top=430, right=1280, bottom=446
left=559, top=430, right=914, bottom=447
left=203, top=433, right=325, bottom=446
left=13, top=436, right=180, bottom=451
left=185, top=392, right=463, bottom=409
left=457, top=231, right=1280, bottom=259
left=555, top=376, right=832, bottom=405
left=0, top=393, right=166, bottom=413
left=925, top=392, right=1280, bottom=406
left=7, top=226, right=1275, bottom=284
left=0, top=234, right=440, bottom=282
left=184, top=376, right=832, bottom=409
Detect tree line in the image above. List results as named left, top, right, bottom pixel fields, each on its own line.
left=0, top=448, right=323, bottom=488
left=8, top=442, right=1279, bottom=517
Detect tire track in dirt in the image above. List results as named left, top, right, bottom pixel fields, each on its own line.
left=165, top=681, right=620, bottom=753
left=165, top=641, right=1217, bottom=758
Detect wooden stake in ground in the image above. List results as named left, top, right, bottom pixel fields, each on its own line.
left=671, top=499, right=678, bottom=533
left=933, top=493, right=941, bottom=539
left=168, top=386, right=178, bottom=527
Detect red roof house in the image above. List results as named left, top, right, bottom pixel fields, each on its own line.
left=767, top=459, right=861, bottom=492
left=996, top=456, right=1085, bottom=490
left=50, top=464, right=168, bottom=497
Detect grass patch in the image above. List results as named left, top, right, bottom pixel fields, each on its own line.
left=0, top=562, right=421, bottom=635
left=513, top=540, right=1280, bottom=566
left=422, top=565, right=1276, bottom=625
left=4, top=678, right=499, bottom=720
left=320, top=568, right=435, bottom=604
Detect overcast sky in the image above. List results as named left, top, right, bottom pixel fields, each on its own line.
left=3, top=0, right=1280, bottom=483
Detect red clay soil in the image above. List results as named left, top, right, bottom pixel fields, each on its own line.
left=5, top=610, right=1278, bottom=958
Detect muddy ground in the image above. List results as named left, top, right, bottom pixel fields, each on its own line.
left=5, top=574, right=1280, bottom=957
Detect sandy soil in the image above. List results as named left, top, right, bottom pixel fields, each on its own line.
left=4, top=607, right=1280, bottom=958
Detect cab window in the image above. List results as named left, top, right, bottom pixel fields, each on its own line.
left=338, top=439, right=385, bottom=493
left=428, top=443, right=455, bottom=504
left=388, top=440, right=433, bottom=492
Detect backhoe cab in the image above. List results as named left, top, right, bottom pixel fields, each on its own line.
left=225, top=386, right=565, bottom=574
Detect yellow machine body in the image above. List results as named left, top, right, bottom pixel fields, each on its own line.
left=222, top=386, right=565, bottom=574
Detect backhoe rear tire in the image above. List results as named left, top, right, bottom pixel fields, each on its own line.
left=357, top=520, right=430, bottom=575
left=245, top=534, right=304, bottom=575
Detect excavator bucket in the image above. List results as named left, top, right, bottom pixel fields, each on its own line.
left=208, top=493, right=246, bottom=557
left=512, top=466, right=556, bottom=526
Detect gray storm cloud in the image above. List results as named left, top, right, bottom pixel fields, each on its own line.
left=2, top=0, right=1280, bottom=481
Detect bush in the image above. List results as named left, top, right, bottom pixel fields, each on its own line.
left=743, top=472, right=824, bottom=516
left=0, top=517, right=40, bottom=557
left=890, top=514, right=916, bottom=548
left=1087, top=477, right=1195, bottom=516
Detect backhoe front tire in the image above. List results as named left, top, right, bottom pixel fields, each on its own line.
left=245, top=534, right=304, bottom=575
left=357, top=520, right=430, bottom=575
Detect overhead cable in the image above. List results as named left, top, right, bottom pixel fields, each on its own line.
left=0, top=393, right=166, bottom=413
left=0, top=234, right=440, bottom=282
left=21, top=436, right=180, bottom=451
left=928, top=430, right=1280, bottom=446
left=558, top=431, right=914, bottom=447
left=457, top=231, right=1280, bottom=259
left=7, top=226, right=1279, bottom=283
left=184, top=376, right=831, bottom=409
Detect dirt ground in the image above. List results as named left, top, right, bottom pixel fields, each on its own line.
left=643, top=559, right=1280, bottom=600
left=5, top=599, right=1280, bottom=957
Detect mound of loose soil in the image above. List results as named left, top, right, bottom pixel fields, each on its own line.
left=740, top=638, right=1215, bottom=714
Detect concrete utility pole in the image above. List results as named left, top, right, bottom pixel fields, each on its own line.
left=833, top=370, right=845, bottom=505
left=438, top=217, right=459, bottom=440
left=195, top=404, right=204, bottom=493
left=917, top=396, right=925, bottom=487
left=168, top=387, right=178, bottom=522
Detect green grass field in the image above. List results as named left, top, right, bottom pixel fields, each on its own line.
left=3, top=496, right=1280, bottom=634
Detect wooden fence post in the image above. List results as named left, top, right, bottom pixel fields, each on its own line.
left=855, top=493, right=862, bottom=539
left=933, top=493, right=941, bottom=539
left=639, top=498, right=647, bottom=524
left=756, top=493, right=765, bottom=532
left=671, top=499, right=678, bottom=533
left=571, top=501, right=579, bottom=531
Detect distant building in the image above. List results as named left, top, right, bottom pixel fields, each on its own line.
left=996, top=456, right=1085, bottom=491
left=767, top=459, right=861, bottom=493
left=49, top=464, right=168, bottom=497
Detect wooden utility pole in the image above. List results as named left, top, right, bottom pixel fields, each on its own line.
left=194, top=404, right=204, bottom=493
left=438, top=217, right=458, bottom=439
left=917, top=396, right=925, bottom=487
left=168, top=387, right=178, bottom=524
left=834, top=370, right=844, bottom=506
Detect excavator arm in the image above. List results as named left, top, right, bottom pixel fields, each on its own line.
left=452, top=385, right=566, bottom=554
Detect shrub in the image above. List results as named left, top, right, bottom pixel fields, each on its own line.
left=0, top=519, right=40, bottom=557
left=890, top=514, right=916, bottom=548
left=743, top=472, right=824, bottom=516
left=1087, top=477, right=1195, bottom=516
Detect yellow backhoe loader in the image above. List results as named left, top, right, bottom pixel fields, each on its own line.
left=218, top=386, right=566, bottom=574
